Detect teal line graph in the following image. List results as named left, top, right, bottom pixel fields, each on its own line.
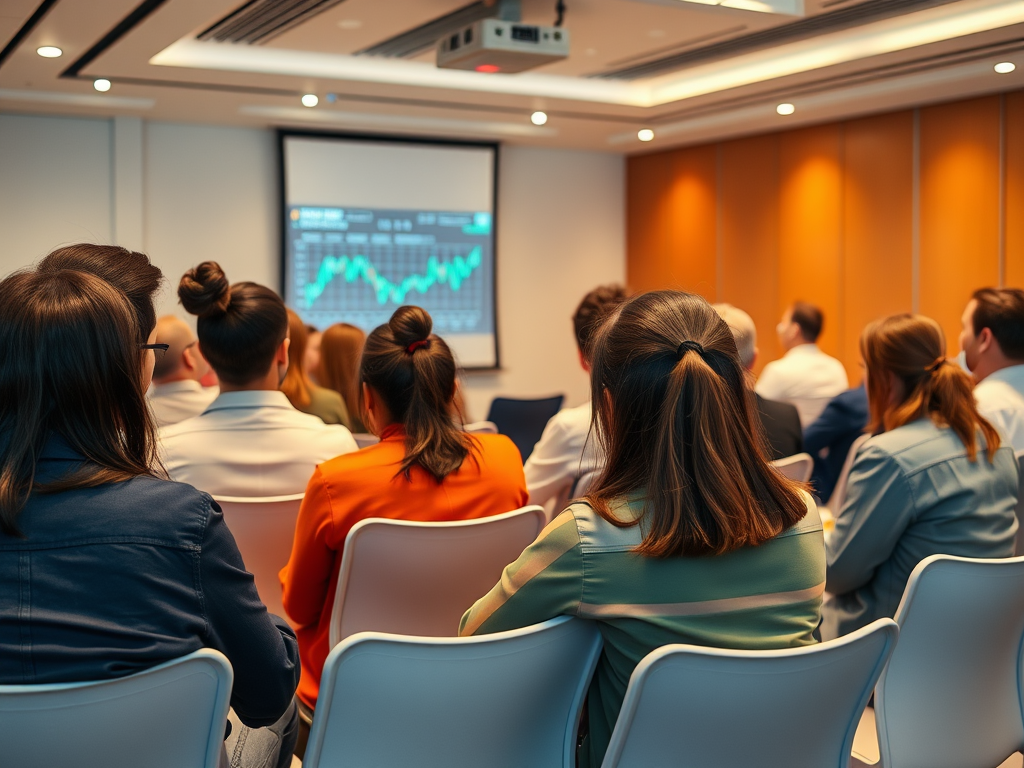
left=303, top=246, right=483, bottom=308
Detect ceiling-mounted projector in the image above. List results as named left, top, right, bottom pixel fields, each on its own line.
left=437, top=19, right=569, bottom=74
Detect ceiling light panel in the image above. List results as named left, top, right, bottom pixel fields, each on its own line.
left=672, top=0, right=805, bottom=14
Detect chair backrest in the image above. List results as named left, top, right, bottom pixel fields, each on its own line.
left=874, top=555, right=1024, bottom=768
left=771, top=451, right=814, bottom=483
left=602, top=619, right=898, bottom=768
left=486, top=395, right=565, bottom=462
left=827, top=432, right=871, bottom=512
left=463, top=420, right=498, bottom=434
left=305, top=617, right=602, bottom=768
left=329, top=505, right=547, bottom=647
left=213, top=494, right=304, bottom=623
left=0, top=649, right=232, bottom=768
left=351, top=432, right=379, bottom=449
left=1015, top=452, right=1024, bottom=555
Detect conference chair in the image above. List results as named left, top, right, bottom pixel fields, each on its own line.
left=0, top=649, right=232, bottom=768
left=601, top=619, right=898, bottom=768
left=827, top=432, right=871, bottom=514
left=214, top=493, right=304, bottom=623
left=771, top=451, right=814, bottom=483
left=1015, top=452, right=1024, bottom=556
left=486, top=395, right=565, bottom=462
left=328, top=505, right=547, bottom=647
left=304, top=617, right=602, bottom=768
left=352, top=432, right=380, bottom=449
left=463, top=420, right=498, bottom=433
left=852, top=554, right=1024, bottom=768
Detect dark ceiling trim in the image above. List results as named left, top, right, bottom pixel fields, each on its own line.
left=0, top=0, right=61, bottom=72
left=60, top=0, right=168, bottom=78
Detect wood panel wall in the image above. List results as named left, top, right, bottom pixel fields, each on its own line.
left=626, top=90, right=1023, bottom=380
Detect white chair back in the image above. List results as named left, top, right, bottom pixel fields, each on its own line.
left=602, top=619, right=898, bottom=768
left=1015, top=452, right=1024, bottom=555
left=213, top=494, right=304, bottom=623
left=873, top=555, right=1024, bottom=768
left=463, top=420, right=499, bottom=434
left=572, top=468, right=601, bottom=499
left=305, top=617, right=602, bottom=768
left=352, top=432, right=379, bottom=449
left=328, top=505, right=547, bottom=647
left=0, top=649, right=232, bottom=768
left=828, top=432, right=871, bottom=512
left=771, top=451, right=814, bottom=483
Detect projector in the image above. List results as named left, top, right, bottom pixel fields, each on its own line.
left=437, top=18, right=569, bottom=74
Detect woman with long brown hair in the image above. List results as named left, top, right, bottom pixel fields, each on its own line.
left=316, top=322, right=367, bottom=432
left=460, top=290, right=825, bottom=768
left=824, top=314, right=1017, bottom=639
left=280, top=309, right=351, bottom=427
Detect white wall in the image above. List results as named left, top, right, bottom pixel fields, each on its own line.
left=0, top=113, right=625, bottom=421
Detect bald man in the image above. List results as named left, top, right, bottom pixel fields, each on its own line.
left=147, top=315, right=218, bottom=427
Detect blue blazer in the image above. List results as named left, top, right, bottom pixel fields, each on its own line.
left=803, top=385, right=869, bottom=501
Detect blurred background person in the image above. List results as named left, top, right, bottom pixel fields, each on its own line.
left=304, top=324, right=322, bottom=384
left=281, top=309, right=351, bottom=427
left=318, top=322, right=367, bottom=433
left=148, top=315, right=218, bottom=427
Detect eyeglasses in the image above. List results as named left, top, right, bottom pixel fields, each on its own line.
left=140, top=343, right=170, bottom=359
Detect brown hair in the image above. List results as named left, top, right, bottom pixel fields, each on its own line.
left=862, top=314, right=999, bottom=461
left=39, top=244, right=163, bottom=343
left=280, top=309, right=313, bottom=409
left=361, top=306, right=472, bottom=482
left=587, top=290, right=808, bottom=558
left=319, top=323, right=367, bottom=428
left=178, top=262, right=288, bottom=386
left=971, top=288, right=1024, bottom=361
left=573, top=284, right=628, bottom=362
left=790, top=301, right=824, bottom=343
left=0, top=269, right=160, bottom=536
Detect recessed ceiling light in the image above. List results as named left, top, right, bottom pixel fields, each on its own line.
left=338, top=19, right=362, bottom=30
left=93, top=79, right=111, bottom=92
left=36, top=46, right=62, bottom=58
left=995, top=62, right=1016, bottom=74
left=530, top=111, right=548, bottom=126
left=301, top=93, right=318, bottom=107
left=777, top=102, right=795, bottom=115
left=638, top=128, right=654, bottom=142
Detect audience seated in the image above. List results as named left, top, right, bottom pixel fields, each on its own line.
left=317, top=322, right=368, bottom=433
left=279, top=305, right=528, bottom=715
left=755, top=301, right=849, bottom=427
left=0, top=245, right=299, bottom=768
left=525, top=284, right=626, bottom=513
left=960, top=288, right=1024, bottom=452
left=824, top=314, right=1018, bottom=639
left=147, top=315, right=218, bottom=427
left=160, top=262, right=357, bottom=496
left=280, top=309, right=351, bottom=427
left=803, top=384, right=869, bottom=502
left=714, top=302, right=803, bottom=460
left=461, top=290, right=824, bottom=768
left=304, top=324, right=322, bottom=383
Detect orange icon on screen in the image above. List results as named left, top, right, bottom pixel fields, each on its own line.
left=290, top=209, right=300, bottom=220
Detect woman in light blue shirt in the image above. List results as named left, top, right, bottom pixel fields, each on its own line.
left=824, top=313, right=1018, bottom=638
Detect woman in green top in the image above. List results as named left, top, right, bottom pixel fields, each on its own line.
left=280, top=310, right=351, bottom=428
left=461, top=290, right=825, bottom=768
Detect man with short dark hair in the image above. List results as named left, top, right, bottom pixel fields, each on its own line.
left=960, top=287, right=1024, bottom=451
left=524, top=284, right=627, bottom=515
left=755, top=301, right=848, bottom=428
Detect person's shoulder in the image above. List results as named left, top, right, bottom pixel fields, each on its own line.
left=107, top=474, right=216, bottom=541
left=865, top=420, right=968, bottom=473
left=158, top=413, right=204, bottom=441
left=565, top=498, right=643, bottom=552
left=758, top=394, right=800, bottom=420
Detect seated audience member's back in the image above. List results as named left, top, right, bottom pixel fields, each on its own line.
left=160, top=262, right=357, bottom=497
left=280, top=305, right=528, bottom=711
left=280, top=309, right=351, bottom=427
left=803, top=384, right=869, bottom=502
left=148, top=315, right=218, bottom=427
left=525, top=284, right=627, bottom=513
left=317, top=322, right=368, bottom=433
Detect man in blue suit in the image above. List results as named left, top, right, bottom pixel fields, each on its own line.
left=803, top=384, right=868, bottom=502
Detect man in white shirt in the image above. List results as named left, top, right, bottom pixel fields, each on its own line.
left=524, top=284, right=627, bottom=516
left=148, top=315, right=218, bottom=427
left=960, top=287, right=1024, bottom=452
left=755, top=301, right=848, bottom=428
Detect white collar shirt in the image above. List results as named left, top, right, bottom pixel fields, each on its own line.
left=975, top=364, right=1024, bottom=453
left=148, top=380, right=219, bottom=428
left=754, top=344, right=849, bottom=428
left=523, top=401, right=603, bottom=516
left=158, top=390, right=358, bottom=497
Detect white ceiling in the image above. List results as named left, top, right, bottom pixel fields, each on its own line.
left=2, top=0, right=1024, bottom=152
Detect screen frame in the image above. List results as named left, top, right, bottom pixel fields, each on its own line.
left=276, top=128, right=502, bottom=371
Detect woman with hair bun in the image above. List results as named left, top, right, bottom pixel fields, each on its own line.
left=280, top=305, right=528, bottom=714
left=824, top=313, right=1018, bottom=638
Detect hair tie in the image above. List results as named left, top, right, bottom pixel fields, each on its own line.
left=406, top=339, right=431, bottom=354
left=926, top=357, right=946, bottom=373
left=676, top=340, right=705, bottom=359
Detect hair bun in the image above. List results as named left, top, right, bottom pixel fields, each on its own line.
left=389, top=305, right=433, bottom=349
left=178, top=261, right=231, bottom=319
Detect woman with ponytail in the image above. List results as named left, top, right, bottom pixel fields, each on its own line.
left=280, top=305, right=527, bottom=713
left=824, top=314, right=1018, bottom=639
left=461, top=290, right=825, bottom=768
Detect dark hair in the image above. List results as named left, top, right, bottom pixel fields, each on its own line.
left=574, top=284, right=629, bottom=362
left=361, top=306, right=472, bottom=482
left=862, top=314, right=999, bottom=462
left=587, top=290, right=808, bottom=558
left=971, top=288, right=1024, bottom=361
left=280, top=309, right=313, bottom=410
left=791, top=301, right=824, bottom=343
left=39, top=244, right=163, bottom=343
left=177, top=262, right=288, bottom=386
left=0, top=269, right=159, bottom=536
left=319, top=323, right=366, bottom=428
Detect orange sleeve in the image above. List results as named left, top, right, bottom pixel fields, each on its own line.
left=280, top=466, right=338, bottom=628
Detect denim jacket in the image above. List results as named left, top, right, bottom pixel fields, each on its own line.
left=0, top=435, right=299, bottom=728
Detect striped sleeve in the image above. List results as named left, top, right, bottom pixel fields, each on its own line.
left=459, top=510, right=583, bottom=636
